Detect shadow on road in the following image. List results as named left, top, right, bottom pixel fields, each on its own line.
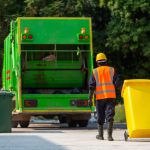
left=0, top=135, right=67, bottom=150
left=12, top=122, right=127, bottom=133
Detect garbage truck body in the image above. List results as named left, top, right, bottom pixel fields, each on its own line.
left=2, top=17, right=94, bottom=128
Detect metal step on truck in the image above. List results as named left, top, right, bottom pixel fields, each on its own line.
left=2, top=17, right=94, bottom=128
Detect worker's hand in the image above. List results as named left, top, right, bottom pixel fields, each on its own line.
left=88, top=100, right=92, bottom=107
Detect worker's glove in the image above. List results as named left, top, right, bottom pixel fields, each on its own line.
left=88, top=99, right=92, bottom=107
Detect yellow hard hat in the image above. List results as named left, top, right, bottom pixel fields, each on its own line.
left=96, top=53, right=107, bottom=61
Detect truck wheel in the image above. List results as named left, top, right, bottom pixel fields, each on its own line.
left=78, top=120, right=88, bottom=127
left=68, top=121, right=77, bottom=127
left=19, top=121, right=30, bottom=128
left=12, top=121, right=18, bottom=128
left=59, top=116, right=67, bottom=124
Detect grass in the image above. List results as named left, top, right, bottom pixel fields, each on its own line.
left=114, top=104, right=126, bottom=123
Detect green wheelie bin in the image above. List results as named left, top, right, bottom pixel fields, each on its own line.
left=0, top=91, right=14, bottom=133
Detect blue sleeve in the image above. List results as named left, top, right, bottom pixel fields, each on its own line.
left=88, top=73, right=96, bottom=90
left=113, top=69, right=122, bottom=89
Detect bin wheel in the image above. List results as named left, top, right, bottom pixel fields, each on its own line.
left=124, top=131, right=128, bottom=141
left=12, top=121, right=18, bottom=128
left=19, top=121, right=30, bottom=128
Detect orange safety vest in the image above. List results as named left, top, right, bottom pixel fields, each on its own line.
left=93, top=66, right=116, bottom=100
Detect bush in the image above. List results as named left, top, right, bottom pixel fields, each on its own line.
left=114, top=104, right=126, bottom=123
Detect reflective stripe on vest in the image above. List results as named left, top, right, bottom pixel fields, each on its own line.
left=93, top=66, right=116, bottom=100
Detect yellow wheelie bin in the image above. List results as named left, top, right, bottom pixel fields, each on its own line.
left=121, top=79, right=150, bottom=141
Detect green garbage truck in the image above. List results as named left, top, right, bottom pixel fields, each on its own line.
left=2, top=17, right=94, bottom=128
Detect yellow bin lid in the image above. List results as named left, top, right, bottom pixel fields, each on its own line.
left=121, top=79, right=150, bottom=97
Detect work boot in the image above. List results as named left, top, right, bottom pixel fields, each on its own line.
left=107, top=121, right=114, bottom=141
left=96, top=124, right=104, bottom=140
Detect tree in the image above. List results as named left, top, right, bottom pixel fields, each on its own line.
left=0, top=0, right=149, bottom=82
left=99, top=0, right=150, bottom=78
left=0, top=0, right=24, bottom=47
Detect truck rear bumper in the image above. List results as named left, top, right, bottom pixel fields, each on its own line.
left=13, top=109, right=91, bottom=115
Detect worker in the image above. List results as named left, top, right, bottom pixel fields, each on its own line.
left=88, top=52, right=121, bottom=141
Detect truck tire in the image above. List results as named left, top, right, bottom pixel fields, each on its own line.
left=19, top=121, right=30, bottom=128
left=59, top=116, right=67, bottom=124
left=78, top=120, right=88, bottom=127
left=68, top=120, right=77, bottom=127
left=12, top=121, right=18, bottom=128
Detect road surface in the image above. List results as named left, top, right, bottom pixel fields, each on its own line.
left=0, top=122, right=150, bottom=150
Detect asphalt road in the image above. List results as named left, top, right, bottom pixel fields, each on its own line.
left=0, top=122, right=150, bottom=150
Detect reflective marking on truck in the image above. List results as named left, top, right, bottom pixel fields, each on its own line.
left=6, top=76, right=10, bottom=80
left=6, top=70, right=11, bottom=80
left=6, top=70, right=10, bottom=74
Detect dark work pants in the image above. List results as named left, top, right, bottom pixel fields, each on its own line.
left=96, top=99, right=115, bottom=125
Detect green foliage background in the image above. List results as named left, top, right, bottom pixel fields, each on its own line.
left=0, top=0, right=150, bottom=87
